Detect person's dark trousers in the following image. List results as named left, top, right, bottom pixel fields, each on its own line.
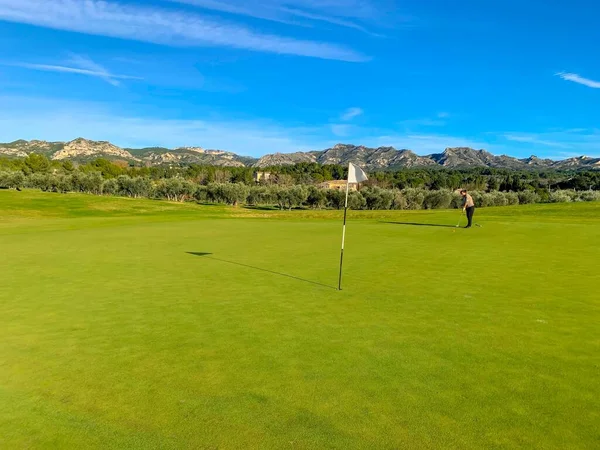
left=465, top=206, right=475, bottom=228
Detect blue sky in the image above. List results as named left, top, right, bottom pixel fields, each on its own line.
left=0, top=0, right=599, bottom=158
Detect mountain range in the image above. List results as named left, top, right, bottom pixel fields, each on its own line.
left=1, top=138, right=598, bottom=171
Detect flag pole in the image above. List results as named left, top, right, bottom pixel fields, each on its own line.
left=338, top=177, right=351, bottom=291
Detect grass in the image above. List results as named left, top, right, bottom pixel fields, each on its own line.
left=1, top=190, right=599, bottom=449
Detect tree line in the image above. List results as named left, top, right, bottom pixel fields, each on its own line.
left=1, top=170, right=599, bottom=210
left=1, top=154, right=599, bottom=192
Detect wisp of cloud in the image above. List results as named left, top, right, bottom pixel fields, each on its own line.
left=0, top=0, right=367, bottom=62
left=556, top=72, right=600, bottom=89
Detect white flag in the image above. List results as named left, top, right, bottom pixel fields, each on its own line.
left=348, top=163, right=368, bottom=183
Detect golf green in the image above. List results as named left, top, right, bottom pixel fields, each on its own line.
left=1, top=190, right=599, bottom=449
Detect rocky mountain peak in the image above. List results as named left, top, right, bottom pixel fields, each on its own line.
left=52, top=138, right=136, bottom=161
left=0, top=138, right=598, bottom=170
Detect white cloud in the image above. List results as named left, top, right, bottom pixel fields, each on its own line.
left=330, top=123, right=354, bottom=137
left=556, top=72, right=600, bottom=89
left=6, top=55, right=142, bottom=86
left=168, top=0, right=384, bottom=33
left=544, top=151, right=589, bottom=160
left=503, top=134, right=569, bottom=148
left=398, top=112, right=450, bottom=129
left=500, top=129, right=600, bottom=157
left=0, top=0, right=366, bottom=62
left=399, top=118, right=446, bottom=128
left=341, top=107, right=363, bottom=121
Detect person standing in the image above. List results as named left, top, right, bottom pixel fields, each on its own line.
left=460, top=189, right=475, bottom=228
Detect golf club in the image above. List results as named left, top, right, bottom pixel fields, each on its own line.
left=456, top=210, right=463, bottom=228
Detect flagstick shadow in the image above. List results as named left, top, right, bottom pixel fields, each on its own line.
left=383, top=221, right=458, bottom=228
left=186, top=253, right=337, bottom=290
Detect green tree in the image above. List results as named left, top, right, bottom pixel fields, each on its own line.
left=62, top=160, right=75, bottom=173
left=247, top=186, right=275, bottom=206
left=423, top=190, right=453, bottom=209
left=402, top=188, right=426, bottom=210
left=102, top=179, right=118, bottom=196
left=362, top=187, right=394, bottom=210
left=306, top=186, right=327, bottom=209
left=207, top=183, right=248, bottom=206
left=23, top=154, right=51, bottom=174
left=0, top=171, right=25, bottom=190
left=274, top=185, right=308, bottom=210
left=390, top=190, right=407, bottom=210
left=347, top=191, right=366, bottom=210
left=326, top=189, right=345, bottom=209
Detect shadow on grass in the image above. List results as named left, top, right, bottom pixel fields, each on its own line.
left=186, top=252, right=337, bottom=290
left=384, top=221, right=458, bottom=228
left=243, top=206, right=280, bottom=211
left=194, top=202, right=227, bottom=207
left=243, top=206, right=310, bottom=212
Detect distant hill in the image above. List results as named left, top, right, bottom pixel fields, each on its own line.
left=0, top=138, right=253, bottom=167
left=254, top=144, right=600, bottom=171
left=1, top=139, right=599, bottom=170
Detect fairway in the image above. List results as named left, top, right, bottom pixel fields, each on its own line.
left=1, top=191, right=599, bottom=449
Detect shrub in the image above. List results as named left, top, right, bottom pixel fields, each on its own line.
left=549, top=190, right=572, bottom=203
left=536, top=188, right=550, bottom=203
left=423, top=190, right=453, bottom=209
left=577, top=191, right=600, bottom=202
left=362, top=187, right=394, bottom=210
left=223, top=183, right=248, bottom=206
left=391, top=190, right=407, bottom=210
left=366, top=187, right=393, bottom=210
left=27, top=173, right=59, bottom=192
left=0, top=171, right=10, bottom=188
left=288, top=185, right=308, bottom=209
left=565, top=190, right=580, bottom=202
left=274, top=185, right=308, bottom=210
left=486, top=191, right=509, bottom=207
left=477, top=193, right=491, bottom=207
left=194, top=185, right=209, bottom=202
left=326, top=189, right=346, bottom=210
left=401, top=188, right=425, bottom=210
left=157, top=178, right=196, bottom=202
left=348, top=191, right=366, bottom=210
left=44, top=175, right=60, bottom=192
left=115, top=175, right=152, bottom=198
left=102, top=178, right=118, bottom=196
left=206, top=182, right=248, bottom=206
left=450, top=192, right=464, bottom=209
left=258, top=186, right=277, bottom=206
left=504, top=192, right=520, bottom=206
left=27, top=173, right=50, bottom=190
left=79, top=172, right=104, bottom=195
left=132, top=177, right=153, bottom=198
left=56, top=175, right=73, bottom=193
left=0, top=171, right=25, bottom=189
left=518, top=190, right=540, bottom=205
left=116, top=175, right=136, bottom=197
left=306, top=186, right=327, bottom=209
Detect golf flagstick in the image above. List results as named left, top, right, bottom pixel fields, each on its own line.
left=338, top=163, right=368, bottom=291
left=338, top=180, right=350, bottom=291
